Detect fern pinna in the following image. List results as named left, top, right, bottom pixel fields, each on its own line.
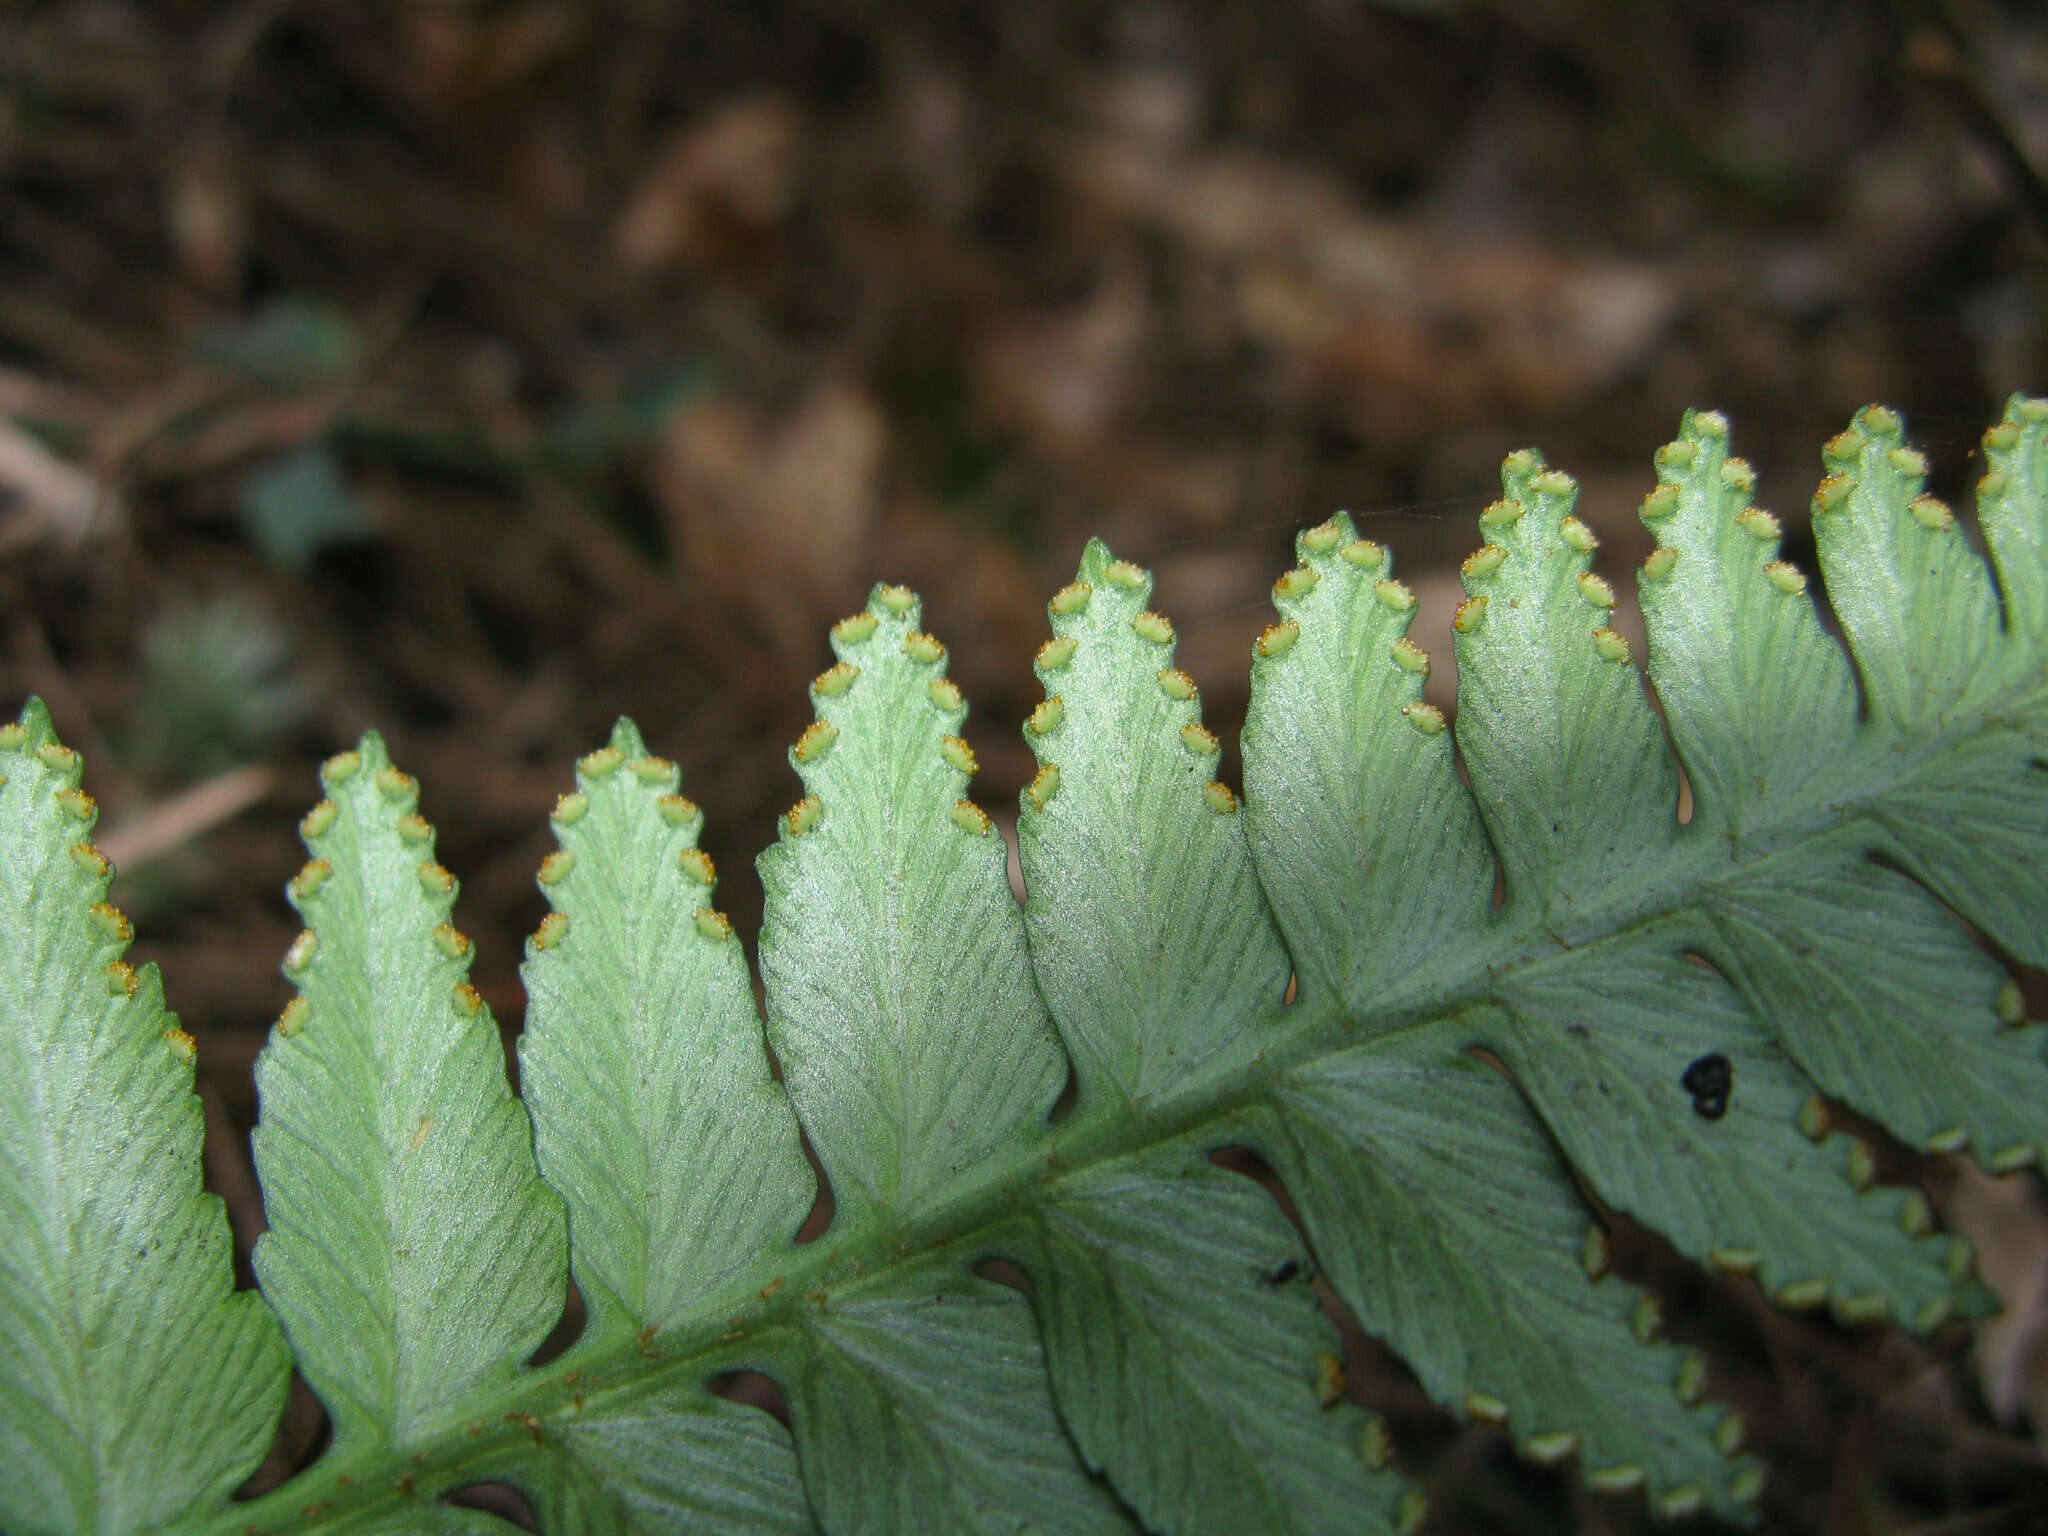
left=3, top=400, right=2045, bottom=1535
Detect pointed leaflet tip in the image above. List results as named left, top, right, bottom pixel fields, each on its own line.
left=1341, top=538, right=1385, bottom=570
left=1524, top=1431, right=1580, bottom=1466
left=1774, top=1277, right=1829, bottom=1312
left=1997, top=978, right=2026, bottom=1026
left=1274, top=566, right=1320, bottom=601
left=628, top=753, right=674, bottom=785
left=1315, top=1353, right=1347, bottom=1407
left=1588, top=1464, right=1647, bottom=1495
left=1257, top=621, right=1301, bottom=658
left=814, top=661, right=859, bottom=697
left=1734, top=507, right=1780, bottom=541
left=1462, top=545, right=1507, bottom=579
left=793, top=721, right=839, bottom=764
left=1765, top=562, right=1807, bottom=595
left=1374, top=578, right=1416, bottom=613
left=1657, top=1487, right=1708, bottom=1521
left=1990, top=1143, right=2038, bottom=1173
left=1909, top=494, right=1955, bottom=531
left=1050, top=581, right=1092, bottom=617
left=290, top=859, right=333, bottom=901
left=1302, top=520, right=1344, bottom=554
left=1027, top=698, right=1065, bottom=736
left=656, top=793, right=701, bottom=830
left=1132, top=611, right=1175, bottom=645
left=1674, top=1350, right=1708, bottom=1406
left=1581, top=1224, right=1611, bottom=1279
left=876, top=583, right=917, bottom=615
left=88, top=903, right=132, bottom=943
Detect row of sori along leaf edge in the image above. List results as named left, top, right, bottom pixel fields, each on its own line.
left=4, top=396, right=2045, bottom=1536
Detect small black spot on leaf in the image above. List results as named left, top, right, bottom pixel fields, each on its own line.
left=1264, top=1259, right=1300, bottom=1286
left=1681, top=1052, right=1732, bottom=1120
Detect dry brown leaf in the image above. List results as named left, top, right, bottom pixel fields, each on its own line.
left=616, top=96, right=804, bottom=272
left=656, top=381, right=883, bottom=654
left=1946, top=1161, right=2048, bottom=1439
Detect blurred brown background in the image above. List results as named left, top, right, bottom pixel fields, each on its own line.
left=3, top=0, right=2047, bottom=1531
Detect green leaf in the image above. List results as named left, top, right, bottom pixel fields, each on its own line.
left=773, top=1256, right=1132, bottom=1535
left=1017, top=539, right=1291, bottom=1106
left=1018, top=1138, right=1412, bottom=1535
left=251, top=734, right=566, bottom=1450
left=519, top=718, right=814, bottom=1339
left=1812, top=406, right=2003, bottom=733
left=511, top=719, right=819, bottom=1532
left=1978, top=395, right=2048, bottom=682
left=485, top=1381, right=817, bottom=1536
left=1490, top=929, right=1964, bottom=1328
left=16, top=400, right=2048, bottom=1536
left=1254, top=1026, right=1756, bottom=1521
left=1697, top=847, right=2047, bottom=1170
left=1630, top=409, right=1859, bottom=843
left=1451, top=450, right=1679, bottom=924
left=756, top=585, right=1067, bottom=1226
left=1242, top=516, right=1493, bottom=1013
left=0, top=700, right=287, bottom=1535
left=1809, top=402, right=2048, bottom=965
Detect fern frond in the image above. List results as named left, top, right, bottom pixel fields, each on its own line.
left=251, top=735, right=566, bottom=1449
left=3, top=401, right=2043, bottom=1536
left=0, top=701, right=286, bottom=1534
